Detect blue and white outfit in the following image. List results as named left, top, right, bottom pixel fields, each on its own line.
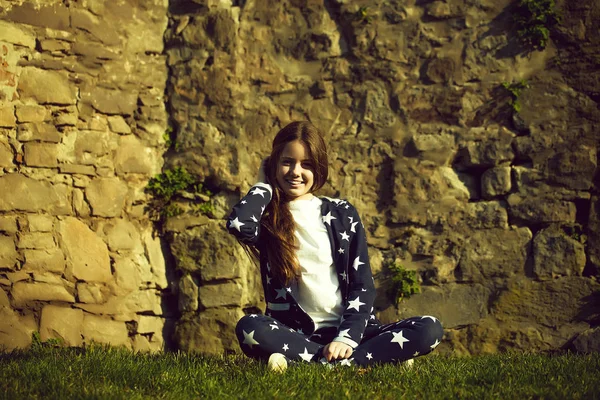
left=226, top=183, right=443, bottom=365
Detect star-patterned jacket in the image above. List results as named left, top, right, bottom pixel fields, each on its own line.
left=226, top=183, right=380, bottom=348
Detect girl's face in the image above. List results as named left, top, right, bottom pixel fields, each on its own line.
left=275, top=140, right=315, bottom=201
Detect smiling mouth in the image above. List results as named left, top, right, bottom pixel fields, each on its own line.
left=285, top=179, right=304, bottom=186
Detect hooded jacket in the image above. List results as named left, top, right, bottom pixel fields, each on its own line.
left=226, top=183, right=380, bottom=348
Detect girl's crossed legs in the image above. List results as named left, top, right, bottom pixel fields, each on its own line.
left=235, top=314, right=443, bottom=366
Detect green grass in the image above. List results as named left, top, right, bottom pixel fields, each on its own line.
left=1, top=346, right=599, bottom=399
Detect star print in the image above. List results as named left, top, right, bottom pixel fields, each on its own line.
left=430, top=339, right=440, bottom=349
left=255, top=227, right=258, bottom=236
left=305, top=338, right=310, bottom=342
left=350, top=221, right=359, bottom=233
left=422, top=316, right=438, bottom=322
left=339, top=359, right=352, bottom=366
left=411, top=321, right=415, bottom=325
left=249, top=314, right=258, bottom=318
left=391, top=331, right=410, bottom=349
left=413, top=351, right=420, bottom=357
left=286, top=287, right=292, bottom=293
left=250, top=187, right=267, bottom=197
left=241, top=200, right=247, bottom=204
left=261, top=206, right=265, bottom=214
left=340, top=271, right=347, bottom=281
left=283, top=344, right=289, bottom=351
left=250, top=215, right=258, bottom=222
left=267, top=263, right=271, bottom=271
left=345, top=204, right=350, bottom=209
left=297, top=329, right=304, bottom=334
left=348, top=216, right=354, bottom=223
left=339, top=329, right=351, bottom=338
left=353, top=256, right=364, bottom=270
left=299, top=348, right=314, bottom=362
left=266, top=276, right=272, bottom=285
left=370, top=315, right=375, bottom=320
left=322, top=212, right=336, bottom=225
left=347, top=296, right=365, bottom=311
left=275, top=288, right=287, bottom=299
left=270, top=324, right=279, bottom=330
left=366, top=353, right=373, bottom=360
left=229, top=217, right=244, bottom=232
left=361, top=288, right=367, bottom=292
left=242, top=330, right=260, bottom=348
left=338, top=248, right=345, bottom=254
left=340, top=231, right=350, bottom=241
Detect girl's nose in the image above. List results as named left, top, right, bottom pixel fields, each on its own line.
left=291, top=163, right=302, bottom=176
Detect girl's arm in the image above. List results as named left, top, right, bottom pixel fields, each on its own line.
left=333, top=204, right=376, bottom=348
left=226, top=182, right=272, bottom=245
left=226, top=160, right=272, bottom=244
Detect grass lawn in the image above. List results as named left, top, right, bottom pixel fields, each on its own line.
left=1, top=344, right=599, bottom=399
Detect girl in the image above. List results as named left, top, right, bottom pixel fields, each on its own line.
left=226, top=121, right=443, bottom=370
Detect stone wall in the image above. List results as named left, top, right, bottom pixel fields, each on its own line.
left=165, top=0, right=600, bottom=355
left=1, top=0, right=598, bottom=356
left=0, top=0, right=172, bottom=351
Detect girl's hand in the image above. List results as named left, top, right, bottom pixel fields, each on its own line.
left=322, top=341, right=353, bottom=362
left=257, top=157, right=270, bottom=183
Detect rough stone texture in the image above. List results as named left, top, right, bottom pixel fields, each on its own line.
left=0, top=235, right=18, bottom=270
left=82, top=314, right=130, bottom=348
left=85, top=178, right=128, bottom=217
left=22, top=249, right=65, bottom=274
left=18, top=68, right=77, bottom=105
left=0, top=174, right=71, bottom=214
left=23, top=142, right=58, bottom=168
left=570, top=328, right=600, bottom=353
left=11, top=281, right=75, bottom=305
left=58, top=218, right=112, bottom=283
left=533, top=227, right=586, bottom=279
left=0, top=306, right=36, bottom=351
left=40, top=305, right=84, bottom=347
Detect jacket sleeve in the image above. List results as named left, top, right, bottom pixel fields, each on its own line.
left=225, top=182, right=272, bottom=245
left=332, top=203, right=376, bottom=348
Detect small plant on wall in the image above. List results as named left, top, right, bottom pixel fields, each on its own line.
left=386, top=261, right=421, bottom=306
left=514, top=0, right=560, bottom=50
left=502, top=79, right=530, bottom=113
left=146, top=167, right=214, bottom=227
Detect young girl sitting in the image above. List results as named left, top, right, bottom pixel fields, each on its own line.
left=226, top=121, right=443, bottom=370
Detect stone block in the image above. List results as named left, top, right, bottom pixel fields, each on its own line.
left=39, top=39, right=71, bottom=52
left=113, top=256, right=142, bottom=292
left=394, top=283, right=491, bottom=328
left=23, top=143, right=58, bottom=167
left=81, top=87, right=137, bottom=115
left=463, top=201, right=509, bottom=229
left=546, top=145, right=597, bottom=191
left=570, top=327, right=600, bottom=353
left=17, top=123, right=61, bottom=143
left=17, top=67, right=76, bottom=105
left=59, top=164, right=96, bottom=175
left=40, top=305, right=83, bottom=347
left=73, top=189, right=91, bottom=217
left=493, top=277, right=600, bottom=328
left=174, top=308, right=245, bottom=354
left=507, top=194, right=577, bottom=224
left=77, top=282, right=110, bottom=304
left=108, top=115, right=132, bottom=134
left=178, top=274, right=199, bottom=313
left=199, top=281, right=243, bottom=308
left=482, top=166, right=511, bottom=199
left=15, top=105, right=48, bottom=123
left=101, top=219, right=142, bottom=252
left=122, top=290, right=162, bottom=315
left=137, top=315, right=164, bottom=334
left=85, top=178, right=128, bottom=217
left=82, top=315, right=130, bottom=348
left=57, top=217, right=112, bottom=283
left=74, top=130, right=110, bottom=160
left=6, top=3, right=70, bottom=30
left=12, top=281, right=75, bottom=305
left=0, top=20, right=35, bottom=48
left=458, top=227, right=532, bottom=281
left=23, top=249, right=65, bottom=273
left=17, top=232, right=55, bottom=249
left=0, top=287, right=9, bottom=307
left=55, top=111, right=78, bottom=126
left=133, top=335, right=162, bottom=353
left=0, top=235, right=18, bottom=270
left=533, top=227, right=586, bottom=279
left=0, top=105, right=16, bottom=127
left=143, top=231, right=168, bottom=289
left=27, top=215, right=54, bottom=232
left=0, top=138, right=14, bottom=167
left=71, top=9, right=120, bottom=46
left=0, top=216, right=17, bottom=233
left=170, top=220, right=249, bottom=281
left=0, top=307, right=35, bottom=350
left=114, top=135, right=158, bottom=175
left=410, top=133, right=456, bottom=165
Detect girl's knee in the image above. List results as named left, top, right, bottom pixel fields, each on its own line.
left=421, top=316, right=444, bottom=344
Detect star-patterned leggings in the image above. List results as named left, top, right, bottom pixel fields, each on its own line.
left=235, top=314, right=443, bottom=366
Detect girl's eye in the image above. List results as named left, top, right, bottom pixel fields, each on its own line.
left=302, top=162, right=313, bottom=169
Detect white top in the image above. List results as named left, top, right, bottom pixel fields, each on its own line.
left=288, top=196, right=343, bottom=330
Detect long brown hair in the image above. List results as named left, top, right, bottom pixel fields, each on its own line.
left=259, top=121, right=328, bottom=285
